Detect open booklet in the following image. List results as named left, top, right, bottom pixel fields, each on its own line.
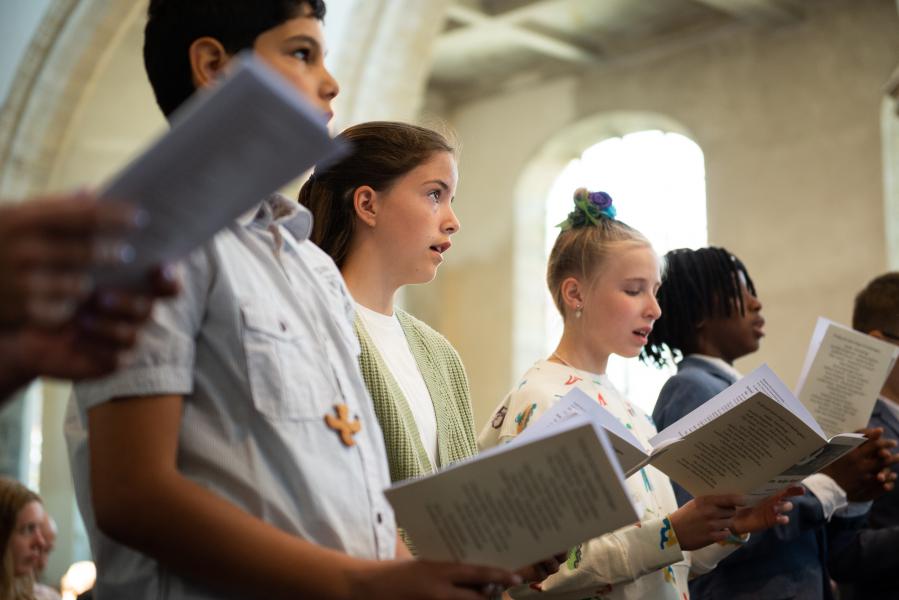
left=530, top=365, right=865, bottom=505
left=94, top=52, right=346, bottom=287
left=796, top=317, right=899, bottom=438
left=384, top=417, right=638, bottom=570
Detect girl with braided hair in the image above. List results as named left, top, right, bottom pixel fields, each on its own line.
left=644, top=247, right=896, bottom=600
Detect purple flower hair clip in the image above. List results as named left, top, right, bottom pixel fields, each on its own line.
left=558, top=187, right=617, bottom=230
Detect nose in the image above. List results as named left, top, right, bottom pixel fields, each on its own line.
left=647, top=294, right=662, bottom=321
left=747, top=291, right=762, bottom=312
left=33, top=529, right=45, bottom=550
left=320, top=65, right=339, bottom=104
left=443, top=204, right=460, bottom=235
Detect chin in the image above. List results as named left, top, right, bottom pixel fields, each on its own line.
left=617, top=346, right=643, bottom=359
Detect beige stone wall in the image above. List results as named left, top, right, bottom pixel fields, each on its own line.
left=411, top=0, right=899, bottom=429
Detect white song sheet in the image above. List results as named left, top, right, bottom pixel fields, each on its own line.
left=385, top=417, right=637, bottom=570
left=796, top=318, right=899, bottom=438
left=95, top=52, right=346, bottom=286
left=533, top=367, right=865, bottom=504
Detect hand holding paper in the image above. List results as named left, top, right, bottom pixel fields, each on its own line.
left=384, top=417, right=637, bottom=570
left=94, top=52, right=345, bottom=287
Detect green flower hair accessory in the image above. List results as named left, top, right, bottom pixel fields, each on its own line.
left=558, top=188, right=617, bottom=230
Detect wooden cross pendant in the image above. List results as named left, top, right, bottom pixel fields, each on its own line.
left=325, top=404, right=361, bottom=447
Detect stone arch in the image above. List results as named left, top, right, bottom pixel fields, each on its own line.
left=511, top=110, right=698, bottom=378
left=0, top=0, right=145, bottom=198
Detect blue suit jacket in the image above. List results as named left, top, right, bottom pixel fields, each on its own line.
left=829, top=398, right=899, bottom=598
left=652, top=356, right=863, bottom=600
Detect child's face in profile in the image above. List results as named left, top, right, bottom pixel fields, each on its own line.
left=581, top=245, right=662, bottom=360
left=251, top=8, right=339, bottom=120
left=700, top=271, right=765, bottom=363
left=366, top=151, right=460, bottom=286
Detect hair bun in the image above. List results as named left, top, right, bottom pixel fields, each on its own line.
left=558, top=188, right=617, bottom=230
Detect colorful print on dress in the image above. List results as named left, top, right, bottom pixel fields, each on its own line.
left=564, top=374, right=583, bottom=385
left=491, top=406, right=508, bottom=429
left=596, top=390, right=607, bottom=406
left=659, top=516, right=677, bottom=550
left=566, top=544, right=583, bottom=570
left=663, top=566, right=676, bottom=584
left=515, top=403, right=538, bottom=433
left=640, top=468, right=653, bottom=492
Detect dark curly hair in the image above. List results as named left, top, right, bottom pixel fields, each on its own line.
left=641, top=247, right=756, bottom=368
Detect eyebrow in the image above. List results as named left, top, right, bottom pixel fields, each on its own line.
left=423, top=179, right=450, bottom=190
left=285, top=35, right=322, bottom=52
left=623, top=277, right=661, bottom=287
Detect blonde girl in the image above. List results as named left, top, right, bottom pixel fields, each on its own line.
left=479, top=189, right=798, bottom=600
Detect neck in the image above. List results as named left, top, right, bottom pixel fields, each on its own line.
left=340, top=245, right=401, bottom=316
left=694, top=337, right=734, bottom=365
left=551, top=325, right=610, bottom=375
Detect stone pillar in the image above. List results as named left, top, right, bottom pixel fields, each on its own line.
left=326, top=0, right=452, bottom=129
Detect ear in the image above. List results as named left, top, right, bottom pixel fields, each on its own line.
left=352, top=186, right=379, bottom=227
left=560, top=277, right=585, bottom=315
left=189, top=37, right=231, bottom=90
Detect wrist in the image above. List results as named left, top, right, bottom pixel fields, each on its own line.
left=343, top=557, right=381, bottom=600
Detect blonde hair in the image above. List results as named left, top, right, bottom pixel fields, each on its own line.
left=547, top=212, right=651, bottom=320
left=0, top=478, right=40, bottom=600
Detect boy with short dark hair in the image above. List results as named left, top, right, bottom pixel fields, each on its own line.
left=66, top=2, right=520, bottom=597
left=830, top=272, right=899, bottom=599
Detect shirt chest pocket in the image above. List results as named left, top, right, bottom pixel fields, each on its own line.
left=240, top=301, right=337, bottom=421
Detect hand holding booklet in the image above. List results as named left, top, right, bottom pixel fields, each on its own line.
left=93, top=52, right=346, bottom=287
left=384, top=417, right=638, bottom=570
left=535, top=365, right=865, bottom=505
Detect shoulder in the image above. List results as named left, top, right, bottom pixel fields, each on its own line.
left=396, top=310, right=462, bottom=362
left=653, top=364, right=727, bottom=430
left=504, top=364, right=568, bottom=425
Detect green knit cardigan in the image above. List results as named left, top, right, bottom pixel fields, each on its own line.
left=355, top=309, right=477, bottom=483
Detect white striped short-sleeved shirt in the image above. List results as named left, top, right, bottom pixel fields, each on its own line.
left=66, top=195, right=395, bottom=600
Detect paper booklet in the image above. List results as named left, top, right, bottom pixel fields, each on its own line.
left=384, top=417, right=638, bottom=570
left=795, top=317, right=899, bottom=438
left=94, top=52, right=346, bottom=287
left=532, top=365, right=865, bottom=505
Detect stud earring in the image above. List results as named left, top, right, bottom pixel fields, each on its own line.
left=575, top=305, right=583, bottom=319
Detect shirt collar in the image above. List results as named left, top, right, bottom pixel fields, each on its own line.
left=237, top=193, right=313, bottom=241
left=689, top=354, right=743, bottom=382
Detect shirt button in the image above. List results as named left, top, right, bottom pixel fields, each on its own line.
left=376, top=512, right=383, bottom=524
left=279, top=321, right=288, bottom=332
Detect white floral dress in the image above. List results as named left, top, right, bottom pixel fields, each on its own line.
left=479, top=360, right=741, bottom=600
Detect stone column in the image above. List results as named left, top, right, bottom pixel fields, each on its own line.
left=326, top=0, right=452, bottom=129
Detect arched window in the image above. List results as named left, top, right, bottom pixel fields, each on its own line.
left=544, top=130, right=708, bottom=415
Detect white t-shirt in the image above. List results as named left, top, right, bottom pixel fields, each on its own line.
left=356, top=302, right=439, bottom=465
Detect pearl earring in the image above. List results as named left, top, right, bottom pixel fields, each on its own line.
left=575, top=305, right=583, bottom=319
